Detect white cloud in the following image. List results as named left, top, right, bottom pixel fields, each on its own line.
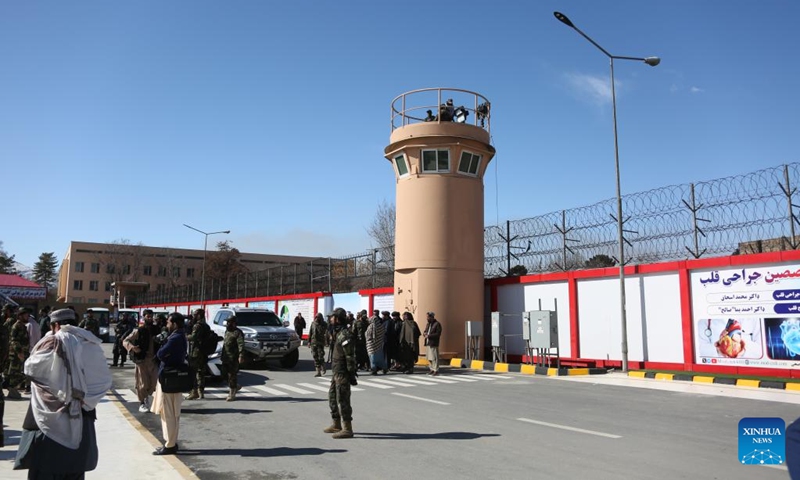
left=564, top=72, right=618, bottom=105
left=690, top=86, right=704, bottom=94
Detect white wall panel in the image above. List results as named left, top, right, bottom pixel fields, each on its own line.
left=523, top=282, right=571, bottom=358
left=641, top=273, right=683, bottom=363
left=577, top=277, right=644, bottom=361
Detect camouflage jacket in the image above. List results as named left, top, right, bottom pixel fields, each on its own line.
left=354, top=318, right=369, bottom=342
left=331, top=328, right=356, bottom=375
left=308, top=320, right=328, bottom=346
left=222, top=328, right=244, bottom=362
left=9, top=320, right=30, bottom=359
left=188, top=321, right=209, bottom=358
left=79, top=317, right=100, bottom=337
left=0, top=318, right=9, bottom=368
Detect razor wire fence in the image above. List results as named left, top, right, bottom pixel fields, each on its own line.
left=484, top=163, right=800, bottom=277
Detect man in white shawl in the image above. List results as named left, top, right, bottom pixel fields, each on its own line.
left=14, top=308, right=112, bottom=479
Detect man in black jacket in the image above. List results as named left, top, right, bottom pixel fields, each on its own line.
left=423, top=312, right=442, bottom=376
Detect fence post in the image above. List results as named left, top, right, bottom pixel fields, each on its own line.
left=682, top=183, right=710, bottom=258
left=780, top=164, right=800, bottom=249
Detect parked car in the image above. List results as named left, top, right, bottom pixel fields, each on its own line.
left=209, top=307, right=301, bottom=368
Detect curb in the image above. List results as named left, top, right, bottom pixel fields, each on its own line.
left=107, top=389, right=201, bottom=479
left=627, top=371, right=800, bottom=392
left=446, top=358, right=607, bottom=376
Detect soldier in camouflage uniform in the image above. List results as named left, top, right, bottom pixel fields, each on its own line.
left=323, top=308, right=357, bottom=439
left=6, top=307, right=31, bottom=399
left=308, top=313, right=328, bottom=377
left=222, top=316, right=244, bottom=401
left=78, top=309, right=100, bottom=338
left=186, top=309, right=209, bottom=400
left=2, top=304, right=15, bottom=335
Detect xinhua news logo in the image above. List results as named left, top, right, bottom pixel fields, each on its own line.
left=739, top=417, right=785, bottom=465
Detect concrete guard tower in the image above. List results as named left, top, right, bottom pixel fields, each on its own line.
left=385, top=88, right=495, bottom=357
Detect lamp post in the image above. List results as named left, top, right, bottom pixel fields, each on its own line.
left=183, top=224, right=230, bottom=304
left=554, top=11, right=659, bottom=373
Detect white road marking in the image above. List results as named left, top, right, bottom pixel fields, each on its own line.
left=444, top=376, right=478, bottom=383
left=351, top=380, right=394, bottom=390
left=461, top=374, right=499, bottom=380
left=252, top=385, right=289, bottom=396
left=386, top=377, right=437, bottom=386
left=484, top=374, right=515, bottom=379
left=762, top=464, right=788, bottom=471
left=273, top=384, right=314, bottom=395
left=391, top=393, right=450, bottom=405
left=297, top=382, right=334, bottom=393
left=203, top=393, right=226, bottom=399
left=368, top=378, right=417, bottom=387
left=517, top=418, right=622, bottom=439
left=416, top=376, right=457, bottom=384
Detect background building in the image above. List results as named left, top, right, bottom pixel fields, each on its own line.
left=56, top=241, right=315, bottom=306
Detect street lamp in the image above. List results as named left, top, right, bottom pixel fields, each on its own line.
left=554, top=11, right=659, bottom=373
left=183, top=224, right=230, bottom=304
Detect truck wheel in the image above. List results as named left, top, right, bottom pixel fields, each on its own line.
left=280, top=349, right=299, bottom=369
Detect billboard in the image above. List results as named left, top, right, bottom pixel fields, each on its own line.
left=276, top=298, right=315, bottom=330
left=692, top=264, right=800, bottom=368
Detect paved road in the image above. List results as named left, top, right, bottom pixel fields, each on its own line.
left=102, top=342, right=796, bottom=480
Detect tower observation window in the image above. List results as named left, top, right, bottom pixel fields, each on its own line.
left=422, top=149, right=450, bottom=173
left=458, top=151, right=481, bottom=176
left=395, top=155, right=409, bottom=176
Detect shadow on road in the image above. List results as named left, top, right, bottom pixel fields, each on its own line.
left=179, top=447, right=347, bottom=457
left=356, top=432, right=500, bottom=440
left=181, top=408, right=269, bottom=415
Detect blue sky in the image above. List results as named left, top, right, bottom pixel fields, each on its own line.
left=2, top=1, right=798, bottom=269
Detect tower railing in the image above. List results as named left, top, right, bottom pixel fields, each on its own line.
left=391, top=87, right=491, bottom=135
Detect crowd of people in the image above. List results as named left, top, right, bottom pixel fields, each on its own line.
left=1, top=301, right=444, bottom=474
left=310, top=309, right=442, bottom=377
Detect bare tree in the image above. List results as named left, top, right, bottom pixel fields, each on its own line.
left=96, top=239, right=145, bottom=285
left=366, top=200, right=395, bottom=272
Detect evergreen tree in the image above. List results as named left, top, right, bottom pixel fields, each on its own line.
left=33, top=252, right=59, bottom=289
left=0, top=241, right=17, bottom=275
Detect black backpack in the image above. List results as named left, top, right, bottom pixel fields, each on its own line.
left=201, top=325, right=221, bottom=356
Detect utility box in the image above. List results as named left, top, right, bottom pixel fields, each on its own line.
left=527, top=310, right=558, bottom=349
left=466, top=321, right=483, bottom=337
left=522, top=312, right=532, bottom=341
left=490, top=312, right=502, bottom=347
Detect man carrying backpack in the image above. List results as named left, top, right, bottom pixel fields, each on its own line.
left=186, top=309, right=211, bottom=400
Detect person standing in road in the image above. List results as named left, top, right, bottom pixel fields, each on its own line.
left=6, top=307, right=31, bottom=399
left=424, top=312, right=442, bottom=376
left=151, top=312, right=188, bottom=456
left=293, top=312, right=306, bottom=345
left=366, top=312, right=387, bottom=375
left=399, top=311, right=421, bottom=374
left=354, top=311, right=370, bottom=371
left=0, top=305, right=9, bottom=446
left=186, top=308, right=209, bottom=400
left=308, top=313, right=328, bottom=377
left=222, top=315, right=245, bottom=402
left=323, top=308, right=357, bottom=439
left=78, top=309, right=100, bottom=339
left=37, top=306, right=51, bottom=339
left=124, top=309, right=160, bottom=413
left=112, top=313, right=134, bottom=367
left=386, top=311, right=402, bottom=370
left=13, top=308, right=112, bottom=477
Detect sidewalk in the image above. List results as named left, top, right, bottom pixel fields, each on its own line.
left=1, top=391, right=194, bottom=479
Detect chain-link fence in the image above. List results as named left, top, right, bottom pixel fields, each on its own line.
left=484, top=163, right=800, bottom=277
left=136, top=163, right=799, bottom=304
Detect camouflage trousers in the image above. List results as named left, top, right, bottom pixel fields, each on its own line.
left=221, top=360, right=239, bottom=390
left=311, top=345, right=325, bottom=369
left=328, top=373, right=352, bottom=422
left=189, top=356, right=206, bottom=390
left=6, top=356, right=26, bottom=389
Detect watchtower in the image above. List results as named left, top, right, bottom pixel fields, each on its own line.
left=385, top=88, right=495, bottom=357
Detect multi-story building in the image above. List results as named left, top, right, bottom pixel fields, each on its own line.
left=56, top=241, right=315, bottom=306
